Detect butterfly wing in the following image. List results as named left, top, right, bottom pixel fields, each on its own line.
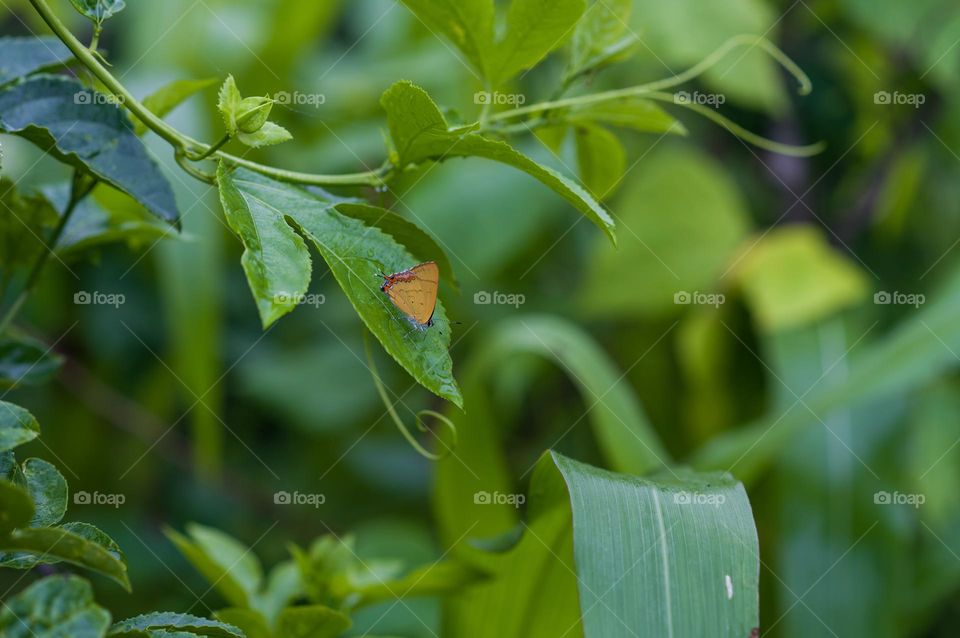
left=385, top=261, right=439, bottom=326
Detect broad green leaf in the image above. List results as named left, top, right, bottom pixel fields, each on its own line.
left=0, top=479, right=34, bottom=533
left=0, top=521, right=127, bottom=572
left=109, top=612, right=244, bottom=638
left=492, top=0, right=585, bottom=84
left=0, top=335, right=64, bottom=388
left=69, top=0, right=126, bottom=25
left=0, top=36, right=73, bottom=87
left=398, top=0, right=493, bottom=78
left=436, top=316, right=669, bottom=544
left=574, top=124, right=625, bottom=200
left=381, top=81, right=616, bottom=243
left=16, top=457, right=67, bottom=527
left=563, top=96, right=687, bottom=134
left=447, top=451, right=759, bottom=637
left=0, top=525, right=130, bottom=589
left=135, top=77, right=218, bottom=136
left=217, top=163, right=311, bottom=328
left=276, top=605, right=351, bottom=638
left=0, top=575, right=111, bottom=638
left=0, top=177, right=59, bottom=279
left=732, top=225, right=869, bottom=332
left=582, top=145, right=749, bottom=317
left=166, top=524, right=262, bottom=608
left=568, top=0, right=636, bottom=77
left=0, top=76, right=179, bottom=226
left=212, top=609, right=270, bottom=638
left=336, top=203, right=457, bottom=288
left=237, top=121, right=292, bottom=149
left=219, top=165, right=463, bottom=407
left=0, top=401, right=40, bottom=453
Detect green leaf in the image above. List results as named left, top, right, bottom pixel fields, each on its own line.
left=135, top=77, right=218, bottom=136
left=276, top=605, right=351, bottom=638
left=0, top=401, right=40, bottom=453
left=492, top=0, right=585, bottom=84
left=0, top=479, right=34, bottom=533
left=291, top=534, right=359, bottom=607
left=254, top=559, right=301, bottom=623
left=0, top=36, right=73, bottom=87
left=237, top=122, right=292, bottom=149
left=69, top=0, right=126, bottom=25
left=0, top=525, right=130, bottom=590
left=568, top=0, right=635, bottom=76
left=0, top=575, right=111, bottom=638
left=212, top=609, right=270, bottom=638
left=165, top=524, right=263, bottom=608
left=217, top=75, right=290, bottom=148
left=16, top=458, right=67, bottom=527
left=563, top=96, right=687, bottom=134
left=218, top=164, right=463, bottom=407
left=732, top=225, right=869, bottom=332
left=381, top=81, right=616, bottom=243
left=398, top=0, right=494, bottom=78
left=0, top=335, right=64, bottom=389
left=582, top=145, right=750, bottom=317
left=574, top=124, right=625, bottom=200
left=447, top=451, right=759, bottom=637
left=217, top=75, right=243, bottom=137
left=109, top=612, right=244, bottom=638
left=0, top=76, right=179, bottom=226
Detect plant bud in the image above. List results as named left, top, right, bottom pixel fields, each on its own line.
left=236, top=96, right=274, bottom=134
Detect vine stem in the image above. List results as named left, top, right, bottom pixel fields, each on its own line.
left=26, top=0, right=389, bottom=187
left=0, top=172, right=95, bottom=335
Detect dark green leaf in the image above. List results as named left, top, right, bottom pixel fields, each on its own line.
left=276, top=605, right=351, bottom=638
left=0, top=525, right=131, bottom=590
left=0, top=177, right=59, bottom=279
left=0, top=400, right=40, bottom=452
left=0, top=36, right=73, bottom=87
left=0, top=334, right=64, bottom=388
left=218, top=165, right=463, bottom=407
left=16, top=457, right=67, bottom=527
left=398, top=0, right=493, bottom=78
left=0, top=479, right=34, bottom=533
left=381, top=81, right=616, bottom=243
left=0, top=575, right=111, bottom=638
left=69, top=0, right=126, bottom=26
left=0, top=75, right=179, bottom=226
left=109, top=612, right=244, bottom=638
left=135, top=77, right=218, bottom=136
left=492, top=0, right=585, bottom=84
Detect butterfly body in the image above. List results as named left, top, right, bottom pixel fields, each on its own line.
left=380, top=261, right=439, bottom=329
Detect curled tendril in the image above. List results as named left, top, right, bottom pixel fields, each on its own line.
left=174, top=148, right=216, bottom=184
left=363, top=332, right=458, bottom=460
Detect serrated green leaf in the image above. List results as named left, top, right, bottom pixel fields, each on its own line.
left=381, top=81, right=615, bottom=243
left=0, top=575, right=111, bottom=638
left=109, top=612, right=244, bottom=638
left=574, top=124, right=625, bottom=200
left=0, top=76, right=179, bottom=226
left=0, top=525, right=130, bottom=590
left=276, top=605, right=351, bottom=638
left=218, top=164, right=463, bottom=407
left=236, top=121, right=292, bottom=148
left=492, top=0, right=585, bottom=84
left=0, top=521, right=125, bottom=571
left=69, top=0, right=126, bottom=25
left=0, top=401, right=39, bottom=453
left=17, top=458, right=67, bottom=527
left=217, top=75, right=243, bottom=137
left=0, top=479, right=34, bottom=533
left=135, top=77, right=218, bottom=136
left=0, top=335, right=64, bottom=389
left=399, top=0, right=493, bottom=78
left=0, top=36, right=73, bottom=87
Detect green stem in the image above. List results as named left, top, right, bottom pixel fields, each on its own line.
left=26, top=0, right=389, bottom=187
left=0, top=173, right=95, bottom=335
left=187, top=134, right=229, bottom=161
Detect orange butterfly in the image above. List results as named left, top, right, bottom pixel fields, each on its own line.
left=380, top=261, right=439, bottom=330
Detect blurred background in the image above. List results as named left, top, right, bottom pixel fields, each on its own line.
left=2, top=0, right=960, bottom=635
